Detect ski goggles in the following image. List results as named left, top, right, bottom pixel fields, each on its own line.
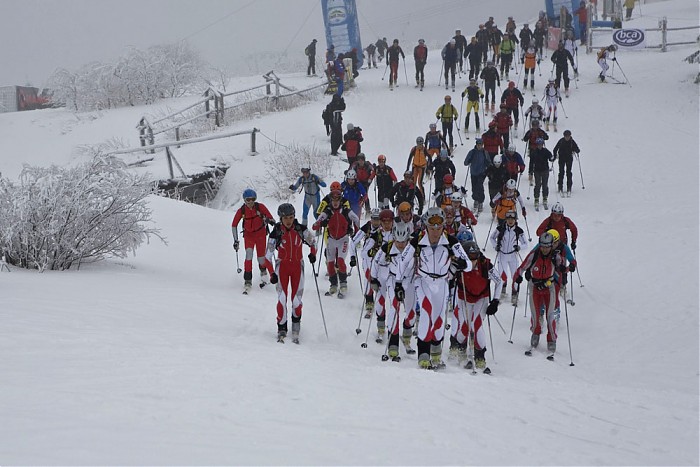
left=505, top=211, right=517, bottom=219
left=426, top=215, right=444, bottom=229
left=244, top=197, right=256, bottom=202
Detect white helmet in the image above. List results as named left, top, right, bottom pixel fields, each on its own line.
left=347, top=123, right=354, bottom=131
left=370, top=207, right=381, bottom=219
left=493, top=155, right=502, bottom=166
left=505, top=179, right=517, bottom=190
left=450, top=192, right=464, bottom=202
left=507, top=144, right=516, bottom=152
left=532, top=98, right=539, bottom=105
left=345, top=169, right=357, bottom=180
left=392, top=221, right=412, bottom=242
left=552, top=202, right=565, bottom=214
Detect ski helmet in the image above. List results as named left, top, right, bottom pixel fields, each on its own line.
left=379, top=209, right=394, bottom=221
left=535, top=137, right=545, bottom=145
left=487, top=61, right=494, bottom=67
left=450, top=192, right=463, bottom=202
left=345, top=169, right=357, bottom=180
left=418, top=38, right=425, bottom=44
left=369, top=207, right=381, bottom=219
left=470, top=78, right=476, bottom=84
left=507, top=144, right=516, bottom=152
left=357, top=152, right=366, bottom=160
left=443, top=205, right=455, bottom=218
left=505, top=179, right=517, bottom=190
left=450, top=38, right=456, bottom=45
left=416, top=136, right=424, bottom=144
left=539, top=232, right=554, bottom=248
left=551, top=202, right=565, bottom=214
left=547, top=228, right=560, bottom=243
left=475, top=138, right=483, bottom=144
left=301, top=167, right=311, bottom=173
left=404, top=170, right=413, bottom=179
left=398, top=201, right=413, bottom=213
left=493, top=154, right=503, bottom=166
left=531, top=119, right=540, bottom=127
left=377, top=154, right=386, bottom=163
left=563, top=130, right=572, bottom=137
left=330, top=181, right=342, bottom=192
left=440, top=148, right=449, bottom=159
left=429, top=123, right=437, bottom=130
left=277, top=203, right=295, bottom=217
left=548, top=78, right=555, bottom=84
left=347, top=123, right=354, bottom=131
left=463, top=240, right=480, bottom=258
left=443, top=174, right=454, bottom=185
left=424, top=206, right=445, bottom=227
left=393, top=39, right=399, bottom=44
left=505, top=210, right=517, bottom=220
left=392, top=221, right=411, bottom=242
left=242, top=188, right=257, bottom=200
left=508, top=81, right=515, bottom=88
left=456, top=230, right=473, bottom=244
left=532, top=98, right=539, bottom=105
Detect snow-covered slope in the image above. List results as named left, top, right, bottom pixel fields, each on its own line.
left=0, top=1, right=698, bottom=464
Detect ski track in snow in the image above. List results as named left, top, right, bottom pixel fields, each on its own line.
left=0, top=0, right=698, bottom=464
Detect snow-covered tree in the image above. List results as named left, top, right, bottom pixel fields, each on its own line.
left=0, top=156, right=164, bottom=271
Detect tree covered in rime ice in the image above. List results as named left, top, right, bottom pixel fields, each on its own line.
left=0, top=156, right=164, bottom=271
left=48, top=42, right=205, bottom=111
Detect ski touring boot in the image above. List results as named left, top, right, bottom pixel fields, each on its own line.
left=430, top=344, right=446, bottom=370
left=364, top=295, right=374, bottom=318
left=325, top=284, right=338, bottom=296
left=545, top=120, right=550, bottom=131
left=243, top=280, right=253, bottom=294
left=338, top=279, right=348, bottom=299
left=388, top=346, right=401, bottom=362
left=376, top=325, right=385, bottom=344
left=277, top=323, right=288, bottom=343
left=402, top=329, right=416, bottom=354
left=553, top=121, right=557, bottom=132
left=291, top=322, right=300, bottom=344
left=534, top=198, right=540, bottom=211
left=511, top=294, right=518, bottom=306
left=543, top=197, right=548, bottom=210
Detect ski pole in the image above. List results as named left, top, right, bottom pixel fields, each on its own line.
left=482, top=212, right=496, bottom=250
left=381, top=62, right=389, bottom=81
left=361, top=285, right=376, bottom=348
left=234, top=245, right=242, bottom=273
left=559, top=98, right=568, bottom=118
left=523, top=280, right=530, bottom=317
left=438, top=59, right=444, bottom=86
left=315, top=227, right=326, bottom=277
left=310, top=261, right=329, bottom=340
left=355, top=290, right=368, bottom=335
left=575, top=153, right=585, bottom=189
left=455, top=121, right=464, bottom=146
left=573, top=250, right=584, bottom=287
left=507, top=283, right=519, bottom=343
left=402, top=57, right=409, bottom=86
left=567, top=270, right=575, bottom=306
left=563, top=293, right=575, bottom=366
left=463, top=165, right=471, bottom=189
left=493, top=313, right=507, bottom=335
left=613, top=57, right=632, bottom=87
left=487, top=314, right=495, bottom=362
left=522, top=213, right=532, bottom=241
left=526, top=176, right=532, bottom=200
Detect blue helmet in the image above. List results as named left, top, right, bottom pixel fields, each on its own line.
left=456, top=229, right=474, bottom=244
left=243, top=188, right=257, bottom=199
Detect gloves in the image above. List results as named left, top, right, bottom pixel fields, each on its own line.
left=233, top=241, right=239, bottom=251
left=515, top=275, right=523, bottom=284
left=522, top=207, right=527, bottom=217
left=394, top=282, right=405, bottom=302
left=312, top=221, right=321, bottom=231
left=569, top=263, right=576, bottom=273
left=537, top=59, right=541, bottom=65
left=288, top=184, right=295, bottom=190
left=270, top=272, right=279, bottom=284
left=513, top=245, right=520, bottom=252
left=349, top=256, right=357, bottom=267
left=308, top=253, right=316, bottom=264
left=486, top=299, right=499, bottom=315
left=489, top=201, right=496, bottom=208
left=528, top=174, right=533, bottom=184
left=453, top=257, right=468, bottom=271
left=611, top=57, right=617, bottom=61
left=558, top=97, right=562, bottom=102
left=461, top=91, right=466, bottom=98
left=571, top=241, right=577, bottom=251
left=524, top=269, right=532, bottom=281
left=370, top=278, right=381, bottom=292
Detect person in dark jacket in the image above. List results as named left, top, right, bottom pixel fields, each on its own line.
left=441, top=39, right=459, bottom=90
left=324, top=94, right=346, bottom=154
left=480, top=61, right=501, bottom=114
left=453, top=29, right=468, bottom=73
left=376, top=37, right=389, bottom=62
left=552, top=130, right=581, bottom=195
left=414, top=39, right=428, bottom=88
left=528, top=137, right=555, bottom=210
left=305, top=39, right=317, bottom=76
left=475, top=24, right=490, bottom=63
left=432, top=149, right=456, bottom=193
left=372, top=154, right=397, bottom=210
left=550, top=42, right=576, bottom=96
left=465, top=37, right=482, bottom=80
left=464, top=138, right=492, bottom=212
left=387, top=39, right=405, bottom=89
left=390, top=171, right=425, bottom=215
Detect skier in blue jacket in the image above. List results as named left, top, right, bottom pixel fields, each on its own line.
left=464, top=138, right=493, bottom=213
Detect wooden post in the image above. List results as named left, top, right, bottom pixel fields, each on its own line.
left=218, top=94, right=225, bottom=126
left=661, top=17, right=668, bottom=52
left=204, top=88, right=211, bottom=116
left=165, top=146, right=175, bottom=179
left=139, top=117, right=147, bottom=148
left=175, top=127, right=181, bottom=148
left=251, top=128, right=258, bottom=155
left=147, top=127, right=155, bottom=154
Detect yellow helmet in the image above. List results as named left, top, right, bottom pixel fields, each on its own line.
left=546, top=228, right=560, bottom=243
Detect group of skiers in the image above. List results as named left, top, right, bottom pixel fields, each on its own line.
left=245, top=13, right=592, bottom=368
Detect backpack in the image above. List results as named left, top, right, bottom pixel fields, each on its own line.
left=415, top=45, right=427, bottom=61
left=597, top=48, right=606, bottom=60
left=305, top=46, right=310, bottom=56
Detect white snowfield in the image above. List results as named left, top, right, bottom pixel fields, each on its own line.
left=0, top=0, right=698, bottom=464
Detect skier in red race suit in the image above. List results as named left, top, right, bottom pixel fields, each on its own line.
left=232, top=188, right=276, bottom=292
left=266, top=203, right=317, bottom=343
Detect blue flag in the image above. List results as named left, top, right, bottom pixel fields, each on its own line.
left=321, top=0, right=363, bottom=69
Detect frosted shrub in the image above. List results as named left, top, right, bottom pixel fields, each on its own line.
left=0, top=156, right=163, bottom=271
left=263, top=143, right=334, bottom=200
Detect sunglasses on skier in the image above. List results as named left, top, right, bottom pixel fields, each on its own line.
left=244, top=197, right=256, bottom=202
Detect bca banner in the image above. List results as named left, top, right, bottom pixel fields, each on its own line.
left=322, top=0, right=363, bottom=69
left=612, top=29, right=646, bottom=50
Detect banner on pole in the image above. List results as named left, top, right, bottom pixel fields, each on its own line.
left=321, top=0, right=363, bottom=69
left=612, top=29, right=646, bottom=50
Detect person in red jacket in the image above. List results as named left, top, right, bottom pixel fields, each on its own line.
left=342, top=123, right=363, bottom=167
left=535, top=202, right=578, bottom=249
left=514, top=232, right=564, bottom=355
left=350, top=153, right=375, bottom=214
left=492, top=103, right=513, bottom=149
left=266, top=203, right=318, bottom=343
left=232, top=188, right=276, bottom=293
left=481, top=121, right=504, bottom=160
left=313, top=189, right=361, bottom=297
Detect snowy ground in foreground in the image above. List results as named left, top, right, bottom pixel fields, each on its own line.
left=0, top=0, right=698, bottom=464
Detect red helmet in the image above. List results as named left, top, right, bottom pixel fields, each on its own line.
left=508, top=81, right=515, bottom=88
left=443, top=174, right=454, bottom=184
left=377, top=154, right=386, bottom=163
left=488, top=121, right=497, bottom=128
left=379, top=209, right=394, bottom=221
left=330, top=181, right=342, bottom=192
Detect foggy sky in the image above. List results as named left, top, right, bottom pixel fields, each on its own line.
left=0, top=0, right=541, bottom=87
